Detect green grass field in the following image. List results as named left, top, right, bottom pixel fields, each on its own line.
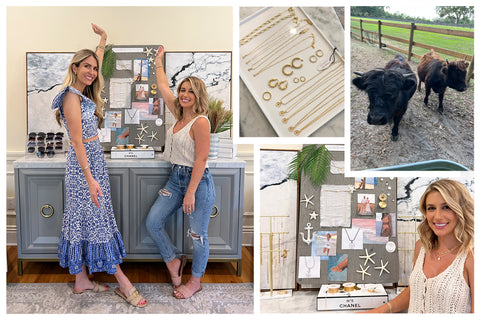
left=351, top=17, right=474, bottom=61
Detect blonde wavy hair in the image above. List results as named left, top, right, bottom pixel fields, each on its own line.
left=55, top=49, right=104, bottom=128
left=418, top=179, right=474, bottom=255
left=172, top=76, right=209, bottom=120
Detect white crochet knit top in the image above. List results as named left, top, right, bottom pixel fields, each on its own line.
left=164, top=115, right=209, bottom=168
left=408, top=246, right=471, bottom=313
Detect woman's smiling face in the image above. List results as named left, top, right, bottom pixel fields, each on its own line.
left=73, top=55, right=98, bottom=88
left=425, top=190, right=458, bottom=238
left=178, top=80, right=196, bottom=109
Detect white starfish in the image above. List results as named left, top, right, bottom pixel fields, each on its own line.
left=356, top=265, right=371, bottom=280
left=309, top=210, right=318, bottom=220
left=135, top=133, right=145, bottom=144
left=102, top=97, right=108, bottom=104
left=359, top=248, right=376, bottom=266
left=148, top=57, right=155, bottom=63
left=300, top=194, right=314, bottom=208
left=144, top=47, right=153, bottom=56
left=137, top=123, right=149, bottom=135
left=129, top=78, right=136, bottom=84
left=148, top=130, right=158, bottom=141
left=374, top=259, right=390, bottom=276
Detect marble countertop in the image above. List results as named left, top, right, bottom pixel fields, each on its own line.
left=239, top=7, right=345, bottom=137
left=13, top=154, right=245, bottom=169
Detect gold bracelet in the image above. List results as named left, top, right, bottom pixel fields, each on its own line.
left=96, top=45, right=105, bottom=51
left=155, top=65, right=164, bottom=69
left=82, top=165, right=90, bottom=171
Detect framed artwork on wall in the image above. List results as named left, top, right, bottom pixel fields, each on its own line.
left=26, top=52, right=74, bottom=135
left=165, top=51, right=232, bottom=138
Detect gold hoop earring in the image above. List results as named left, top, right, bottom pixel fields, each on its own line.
left=293, top=77, right=299, bottom=83
left=309, top=55, right=318, bottom=63
left=316, top=49, right=324, bottom=57
left=268, top=78, right=279, bottom=88
left=278, top=80, right=288, bottom=90
left=263, top=91, right=272, bottom=101
left=282, top=65, right=293, bottom=76
left=291, top=57, right=303, bottom=69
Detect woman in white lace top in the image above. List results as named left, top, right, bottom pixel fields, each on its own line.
left=365, top=179, right=474, bottom=313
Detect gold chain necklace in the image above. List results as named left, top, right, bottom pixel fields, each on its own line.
left=242, top=18, right=311, bottom=61
left=275, top=62, right=342, bottom=107
left=244, top=25, right=310, bottom=65
left=281, top=78, right=343, bottom=123
left=279, top=69, right=342, bottom=116
left=246, top=29, right=309, bottom=68
left=292, top=95, right=344, bottom=136
left=240, top=7, right=296, bottom=46
left=251, top=34, right=315, bottom=77
left=436, top=245, right=461, bottom=261
left=286, top=85, right=344, bottom=127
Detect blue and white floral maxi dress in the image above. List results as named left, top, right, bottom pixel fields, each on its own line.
left=52, top=86, right=126, bottom=275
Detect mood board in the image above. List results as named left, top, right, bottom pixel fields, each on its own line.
left=296, top=148, right=399, bottom=288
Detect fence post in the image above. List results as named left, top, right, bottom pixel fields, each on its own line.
left=408, top=23, right=415, bottom=61
left=360, top=19, right=364, bottom=43
left=466, top=55, right=474, bottom=85
left=378, top=20, right=382, bottom=49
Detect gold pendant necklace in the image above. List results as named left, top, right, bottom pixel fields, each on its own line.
left=240, top=7, right=296, bottom=46
left=436, top=245, right=461, bottom=261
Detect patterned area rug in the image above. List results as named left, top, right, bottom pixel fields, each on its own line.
left=7, top=282, right=253, bottom=314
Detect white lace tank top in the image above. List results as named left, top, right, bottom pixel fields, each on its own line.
left=408, top=246, right=471, bottom=313
left=163, top=115, right=209, bottom=168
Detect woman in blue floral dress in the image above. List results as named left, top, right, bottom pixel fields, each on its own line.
left=51, top=23, right=146, bottom=307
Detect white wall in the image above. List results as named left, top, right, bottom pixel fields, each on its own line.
left=5, top=6, right=254, bottom=246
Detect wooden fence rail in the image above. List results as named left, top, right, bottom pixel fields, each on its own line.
left=351, top=18, right=474, bottom=82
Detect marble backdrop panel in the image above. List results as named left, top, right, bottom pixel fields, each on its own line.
left=260, top=150, right=298, bottom=290
left=27, top=53, right=74, bottom=134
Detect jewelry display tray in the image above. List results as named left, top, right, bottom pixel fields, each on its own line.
left=316, top=284, right=388, bottom=311
left=240, top=7, right=344, bottom=137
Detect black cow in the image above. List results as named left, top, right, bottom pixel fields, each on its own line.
left=417, top=49, right=469, bottom=114
left=352, top=54, right=417, bottom=141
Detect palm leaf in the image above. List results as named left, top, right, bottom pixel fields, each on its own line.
left=101, top=44, right=116, bottom=80
left=288, top=144, right=331, bottom=187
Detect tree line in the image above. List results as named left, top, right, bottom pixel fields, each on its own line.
left=351, top=6, right=474, bottom=26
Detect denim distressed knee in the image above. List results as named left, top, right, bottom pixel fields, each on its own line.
left=146, top=164, right=215, bottom=277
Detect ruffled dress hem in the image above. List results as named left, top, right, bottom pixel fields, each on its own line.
left=58, top=230, right=126, bottom=275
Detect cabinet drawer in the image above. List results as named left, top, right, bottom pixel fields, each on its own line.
left=184, top=168, right=243, bottom=258
left=16, top=169, right=65, bottom=256
left=129, top=168, right=182, bottom=255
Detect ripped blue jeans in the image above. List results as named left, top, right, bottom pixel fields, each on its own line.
left=146, top=164, right=215, bottom=278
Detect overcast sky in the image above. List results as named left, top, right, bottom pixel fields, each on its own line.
left=386, top=6, right=438, bottom=20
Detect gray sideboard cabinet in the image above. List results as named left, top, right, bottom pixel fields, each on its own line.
left=14, top=155, right=245, bottom=276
